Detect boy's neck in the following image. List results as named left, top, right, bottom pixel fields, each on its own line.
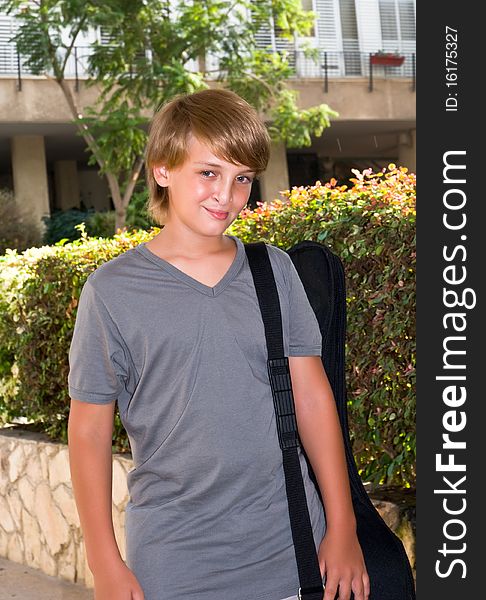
left=149, top=225, right=233, bottom=259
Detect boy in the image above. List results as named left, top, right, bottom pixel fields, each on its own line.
left=67, top=88, right=369, bottom=600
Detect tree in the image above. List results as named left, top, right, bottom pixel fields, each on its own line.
left=3, top=0, right=337, bottom=231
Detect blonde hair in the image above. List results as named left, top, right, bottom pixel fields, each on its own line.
left=145, top=88, right=271, bottom=225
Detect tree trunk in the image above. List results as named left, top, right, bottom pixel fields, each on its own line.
left=106, top=172, right=126, bottom=232
left=122, top=157, right=145, bottom=206
left=115, top=206, right=128, bottom=233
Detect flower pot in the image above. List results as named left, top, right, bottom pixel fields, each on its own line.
left=370, top=54, right=405, bottom=66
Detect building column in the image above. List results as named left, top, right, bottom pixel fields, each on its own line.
left=259, top=141, right=290, bottom=203
left=54, top=160, right=80, bottom=210
left=398, top=129, right=416, bottom=173
left=11, top=135, right=50, bottom=231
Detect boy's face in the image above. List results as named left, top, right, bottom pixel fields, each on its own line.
left=153, top=135, right=256, bottom=235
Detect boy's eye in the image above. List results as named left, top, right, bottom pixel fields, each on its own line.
left=200, top=170, right=215, bottom=178
left=237, top=175, right=254, bottom=184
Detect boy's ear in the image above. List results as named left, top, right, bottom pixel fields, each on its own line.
left=153, top=165, right=169, bottom=188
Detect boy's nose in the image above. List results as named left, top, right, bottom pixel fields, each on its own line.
left=214, top=182, right=232, bottom=205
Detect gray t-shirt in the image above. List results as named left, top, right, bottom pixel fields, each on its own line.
left=68, top=234, right=326, bottom=600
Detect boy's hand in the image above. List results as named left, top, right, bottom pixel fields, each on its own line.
left=93, top=559, right=145, bottom=600
left=317, top=527, right=370, bottom=600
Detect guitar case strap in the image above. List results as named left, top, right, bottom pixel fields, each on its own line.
left=245, top=241, right=324, bottom=600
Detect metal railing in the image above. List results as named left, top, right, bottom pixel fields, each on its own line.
left=0, top=44, right=416, bottom=93
left=292, top=50, right=415, bottom=91
left=0, top=43, right=97, bottom=91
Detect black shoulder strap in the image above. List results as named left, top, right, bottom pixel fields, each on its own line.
left=245, top=241, right=324, bottom=600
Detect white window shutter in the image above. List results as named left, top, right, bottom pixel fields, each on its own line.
left=376, top=0, right=416, bottom=53
left=399, top=0, right=416, bottom=56
left=315, top=0, right=341, bottom=51
left=338, top=0, right=361, bottom=74
left=0, top=14, right=18, bottom=74
left=356, top=0, right=383, bottom=53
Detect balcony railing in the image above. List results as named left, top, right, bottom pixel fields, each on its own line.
left=0, top=44, right=416, bottom=93
left=294, top=50, right=415, bottom=90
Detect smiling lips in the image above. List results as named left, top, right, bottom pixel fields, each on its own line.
left=204, top=207, right=229, bottom=220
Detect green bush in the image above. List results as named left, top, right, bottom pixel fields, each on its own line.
left=0, top=166, right=415, bottom=485
left=229, top=165, right=416, bottom=486
left=42, top=208, right=95, bottom=245
left=0, top=228, right=157, bottom=450
left=84, top=210, right=117, bottom=238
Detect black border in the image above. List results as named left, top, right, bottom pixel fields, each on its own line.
left=417, top=3, right=483, bottom=596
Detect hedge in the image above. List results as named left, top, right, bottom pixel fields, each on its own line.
left=0, top=227, right=155, bottom=453
left=0, top=166, right=415, bottom=486
left=229, top=165, right=416, bottom=486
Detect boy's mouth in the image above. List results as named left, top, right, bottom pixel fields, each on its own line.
left=204, top=207, right=229, bottom=220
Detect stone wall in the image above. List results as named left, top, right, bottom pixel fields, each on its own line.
left=0, top=426, right=131, bottom=589
left=0, top=426, right=415, bottom=589
left=368, top=485, right=416, bottom=578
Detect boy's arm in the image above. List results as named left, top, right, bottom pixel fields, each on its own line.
left=289, top=355, right=354, bottom=531
left=288, top=355, right=370, bottom=600
left=67, top=398, right=124, bottom=574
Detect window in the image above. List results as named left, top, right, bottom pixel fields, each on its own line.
left=399, top=1, right=415, bottom=41
left=339, top=0, right=358, bottom=40
left=339, top=0, right=361, bottom=75
left=379, top=0, right=398, bottom=40
left=378, top=0, right=415, bottom=44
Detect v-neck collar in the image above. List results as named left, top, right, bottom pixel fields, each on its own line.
left=135, top=234, right=245, bottom=297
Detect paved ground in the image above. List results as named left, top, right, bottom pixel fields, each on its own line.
left=0, top=557, right=93, bottom=600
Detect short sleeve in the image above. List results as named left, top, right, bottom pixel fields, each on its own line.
left=285, top=254, right=323, bottom=356
left=68, top=278, right=128, bottom=404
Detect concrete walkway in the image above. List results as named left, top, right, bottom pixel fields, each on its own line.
left=0, top=557, right=93, bottom=599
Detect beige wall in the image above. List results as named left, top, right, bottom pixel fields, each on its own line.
left=0, top=78, right=415, bottom=124
left=291, top=78, right=416, bottom=120
left=0, top=79, right=101, bottom=123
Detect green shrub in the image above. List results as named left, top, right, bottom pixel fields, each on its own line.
left=229, top=165, right=416, bottom=486
left=42, top=209, right=95, bottom=245
left=0, top=166, right=415, bottom=485
left=0, top=228, right=157, bottom=450
left=85, top=210, right=117, bottom=238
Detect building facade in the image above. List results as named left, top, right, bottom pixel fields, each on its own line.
left=0, top=0, right=416, bottom=227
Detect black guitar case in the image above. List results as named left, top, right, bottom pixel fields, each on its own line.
left=286, top=240, right=416, bottom=600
